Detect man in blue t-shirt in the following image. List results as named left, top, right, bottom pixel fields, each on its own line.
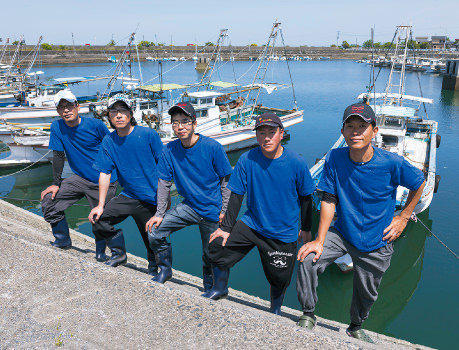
left=88, top=94, right=163, bottom=273
left=146, top=102, right=232, bottom=292
left=296, top=103, right=425, bottom=343
left=40, top=89, right=117, bottom=261
left=205, top=113, right=315, bottom=316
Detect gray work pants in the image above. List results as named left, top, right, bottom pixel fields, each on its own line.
left=41, top=174, right=117, bottom=227
left=296, top=227, right=393, bottom=325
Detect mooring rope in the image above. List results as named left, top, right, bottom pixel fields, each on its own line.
left=0, top=149, right=52, bottom=179
left=411, top=213, right=459, bottom=261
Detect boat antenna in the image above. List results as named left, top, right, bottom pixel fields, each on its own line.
left=279, top=24, right=298, bottom=110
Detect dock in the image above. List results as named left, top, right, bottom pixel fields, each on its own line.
left=0, top=199, right=433, bottom=349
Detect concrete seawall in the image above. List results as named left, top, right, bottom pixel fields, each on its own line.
left=0, top=199, right=433, bottom=349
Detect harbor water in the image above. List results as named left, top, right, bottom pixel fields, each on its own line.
left=1, top=60, right=458, bottom=349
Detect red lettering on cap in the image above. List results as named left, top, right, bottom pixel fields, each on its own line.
left=177, top=103, right=187, bottom=107
left=352, top=106, right=365, bottom=112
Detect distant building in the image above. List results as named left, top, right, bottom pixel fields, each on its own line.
left=431, top=36, right=447, bottom=50
left=415, top=36, right=429, bottom=44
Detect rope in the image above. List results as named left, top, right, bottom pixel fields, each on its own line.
left=411, top=213, right=459, bottom=261
left=0, top=149, right=52, bottom=179
left=279, top=27, right=298, bottom=110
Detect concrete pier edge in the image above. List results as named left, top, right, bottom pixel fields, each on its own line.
left=0, top=199, right=433, bottom=349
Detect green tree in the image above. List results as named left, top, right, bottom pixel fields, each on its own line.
left=205, top=42, right=214, bottom=46
left=330, top=44, right=337, bottom=47
left=420, top=42, right=430, bottom=49
left=341, top=40, right=350, bottom=49
left=362, top=40, right=373, bottom=48
left=137, top=40, right=151, bottom=48
left=57, top=45, right=66, bottom=50
left=383, top=42, right=395, bottom=49
left=41, top=43, right=52, bottom=50
left=250, top=43, right=257, bottom=47
left=374, top=42, right=382, bottom=49
left=107, top=39, right=115, bottom=46
left=407, top=40, right=420, bottom=49
left=12, top=40, right=19, bottom=45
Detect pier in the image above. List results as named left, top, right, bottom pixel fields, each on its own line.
left=0, top=199, right=433, bottom=349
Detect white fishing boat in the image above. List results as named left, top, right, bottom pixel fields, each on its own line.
left=310, top=26, right=441, bottom=273
left=0, top=24, right=304, bottom=165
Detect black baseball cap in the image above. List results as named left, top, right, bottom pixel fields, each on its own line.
left=168, top=102, right=196, bottom=120
left=342, top=103, right=376, bottom=124
left=253, top=112, right=283, bottom=130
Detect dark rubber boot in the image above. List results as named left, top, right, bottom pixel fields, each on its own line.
left=50, top=218, right=72, bottom=249
left=203, top=270, right=213, bottom=293
left=147, top=250, right=159, bottom=277
left=104, top=231, right=127, bottom=267
left=95, top=238, right=108, bottom=262
left=202, top=265, right=229, bottom=300
left=152, top=246, right=173, bottom=283
left=270, top=285, right=286, bottom=315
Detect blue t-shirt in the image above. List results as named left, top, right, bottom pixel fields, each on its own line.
left=49, top=117, right=115, bottom=184
left=93, top=126, right=163, bottom=205
left=228, top=147, right=315, bottom=243
left=319, top=147, right=424, bottom=252
left=157, top=135, right=232, bottom=222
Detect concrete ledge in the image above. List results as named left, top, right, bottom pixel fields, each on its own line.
left=0, top=200, right=433, bottom=349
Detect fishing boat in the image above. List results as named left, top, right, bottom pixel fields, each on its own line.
left=310, top=25, right=441, bottom=273
left=0, top=24, right=304, bottom=165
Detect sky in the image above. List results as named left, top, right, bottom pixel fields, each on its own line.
left=2, top=0, right=459, bottom=47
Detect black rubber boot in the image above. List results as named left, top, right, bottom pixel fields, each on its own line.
left=203, top=268, right=213, bottom=293
left=95, top=238, right=108, bottom=262
left=270, top=285, right=286, bottom=315
left=50, top=218, right=72, bottom=249
left=201, top=265, right=229, bottom=300
left=147, top=250, right=159, bottom=277
left=152, top=246, right=173, bottom=283
left=104, top=231, right=127, bottom=267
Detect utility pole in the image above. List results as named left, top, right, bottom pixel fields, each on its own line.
left=336, top=31, right=340, bottom=47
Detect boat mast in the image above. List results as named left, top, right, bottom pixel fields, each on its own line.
left=0, top=38, right=9, bottom=65
left=1, top=35, right=24, bottom=88
left=101, top=33, right=136, bottom=99
left=384, top=25, right=411, bottom=106
left=244, top=21, right=281, bottom=115
left=197, top=29, right=228, bottom=90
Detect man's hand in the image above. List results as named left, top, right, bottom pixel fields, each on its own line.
left=41, top=185, right=60, bottom=201
left=297, top=239, right=324, bottom=263
left=209, top=228, right=230, bottom=246
left=88, top=205, right=104, bottom=224
left=383, top=215, right=410, bottom=243
left=146, top=216, right=163, bottom=233
left=298, top=230, right=312, bottom=244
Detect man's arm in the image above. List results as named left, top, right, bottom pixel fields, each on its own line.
left=209, top=191, right=243, bottom=246
left=298, top=194, right=313, bottom=244
left=145, top=178, right=172, bottom=232
left=40, top=151, right=65, bottom=200
left=219, top=174, right=231, bottom=224
left=297, top=197, right=336, bottom=263
left=383, top=180, right=425, bottom=242
left=88, top=173, right=111, bottom=224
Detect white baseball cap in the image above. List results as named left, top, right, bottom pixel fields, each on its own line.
left=54, top=89, right=77, bottom=107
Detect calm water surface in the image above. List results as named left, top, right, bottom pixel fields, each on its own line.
left=1, top=60, right=458, bottom=349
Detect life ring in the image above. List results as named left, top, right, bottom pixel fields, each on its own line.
left=434, top=175, right=441, bottom=193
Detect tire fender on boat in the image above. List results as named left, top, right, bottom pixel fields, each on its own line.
left=436, top=134, right=441, bottom=148
left=434, top=175, right=441, bottom=193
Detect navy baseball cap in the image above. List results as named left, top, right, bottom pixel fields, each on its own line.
left=253, top=112, right=283, bottom=130
left=343, top=103, right=376, bottom=124
left=168, top=102, right=196, bottom=120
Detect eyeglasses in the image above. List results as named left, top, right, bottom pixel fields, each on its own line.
left=109, top=108, right=131, bottom=115
left=172, top=119, right=193, bottom=127
left=57, top=103, right=76, bottom=111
